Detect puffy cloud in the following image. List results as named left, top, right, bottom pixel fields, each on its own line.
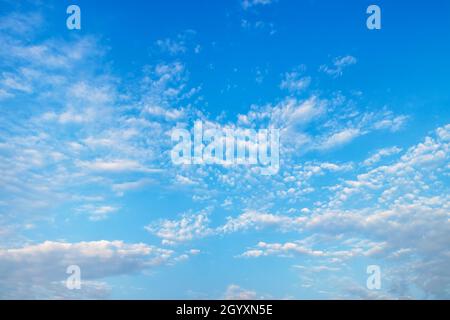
left=437, top=124, right=450, bottom=141
left=280, top=68, right=311, bottom=93
left=269, top=96, right=326, bottom=128
left=240, top=241, right=326, bottom=258
left=1, top=7, right=447, bottom=300
left=147, top=209, right=308, bottom=245
left=0, top=240, right=174, bottom=299
left=373, top=115, right=408, bottom=132
left=364, top=147, right=402, bottom=166
left=145, top=211, right=213, bottom=245
left=220, top=211, right=305, bottom=233
left=234, top=125, right=450, bottom=298
left=223, top=284, right=258, bottom=300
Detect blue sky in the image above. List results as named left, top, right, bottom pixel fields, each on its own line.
left=0, top=0, right=449, bottom=299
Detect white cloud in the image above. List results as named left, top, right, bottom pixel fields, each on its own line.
left=156, top=38, right=186, bottom=55
left=43, top=108, right=99, bottom=124
left=364, top=146, right=402, bottom=166
left=76, top=159, right=161, bottom=173
left=242, top=0, right=274, bottom=10
left=0, top=87, right=13, bottom=99
left=0, top=240, right=174, bottom=299
left=145, top=209, right=308, bottom=245
left=240, top=240, right=327, bottom=258
left=1, top=8, right=448, bottom=300
left=77, top=205, right=120, bottom=221
left=144, top=105, right=186, bottom=121
left=155, top=30, right=197, bottom=56
left=437, top=124, right=450, bottom=141
left=280, top=74, right=311, bottom=92
left=174, top=174, right=198, bottom=186
left=317, top=128, right=361, bottom=150
left=241, top=19, right=276, bottom=35
left=231, top=125, right=450, bottom=298
left=1, top=72, right=33, bottom=93
left=223, top=284, right=258, bottom=300
left=280, top=66, right=311, bottom=92
left=145, top=211, right=213, bottom=245
left=220, top=210, right=305, bottom=233
left=4, top=37, right=100, bottom=70
left=112, top=179, right=153, bottom=196
left=293, top=265, right=340, bottom=273
left=0, top=12, right=43, bottom=35
left=320, top=55, right=357, bottom=77
left=373, top=115, right=408, bottom=132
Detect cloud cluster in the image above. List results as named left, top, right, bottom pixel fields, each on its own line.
left=0, top=240, right=175, bottom=299
left=0, top=7, right=448, bottom=300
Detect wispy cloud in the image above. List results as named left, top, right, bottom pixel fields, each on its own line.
left=242, top=0, right=275, bottom=10
left=320, top=55, right=357, bottom=78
